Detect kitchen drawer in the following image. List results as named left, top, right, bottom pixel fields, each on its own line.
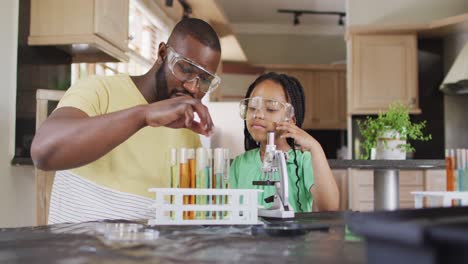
left=400, top=170, right=424, bottom=185
left=425, top=170, right=446, bottom=191
left=358, top=186, right=374, bottom=201
left=400, top=185, right=423, bottom=202
left=352, top=169, right=373, bottom=184
left=399, top=201, right=416, bottom=209
left=356, top=201, right=374, bottom=212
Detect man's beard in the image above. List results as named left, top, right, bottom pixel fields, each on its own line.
left=155, top=60, right=170, bottom=101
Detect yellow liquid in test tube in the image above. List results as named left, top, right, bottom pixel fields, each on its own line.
left=170, top=148, right=178, bottom=219
left=188, top=149, right=196, bottom=220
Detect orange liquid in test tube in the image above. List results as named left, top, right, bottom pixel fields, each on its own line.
left=188, top=153, right=196, bottom=220
left=446, top=157, right=454, bottom=191
left=179, top=148, right=189, bottom=219
left=446, top=149, right=457, bottom=206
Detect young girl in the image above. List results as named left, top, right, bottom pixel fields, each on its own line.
left=229, top=72, right=339, bottom=212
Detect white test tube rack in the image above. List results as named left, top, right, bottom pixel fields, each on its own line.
left=148, top=188, right=262, bottom=225
left=412, top=191, right=468, bottom=208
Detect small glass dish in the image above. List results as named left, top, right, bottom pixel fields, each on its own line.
left=95, top=223, right=159, bottom=243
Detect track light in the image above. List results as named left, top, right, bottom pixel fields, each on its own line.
left=278, top=9, right=346, bottom=26
left=165, top=0, right=192, bottom=19
left=293, top=12, right=301, bottom=26
left=179, top=0, right=192, bottom=18
left=338, top=14, right=344, bottom=26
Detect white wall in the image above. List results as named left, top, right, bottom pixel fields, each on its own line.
left=238, top=34, right=346, bottom=65
left=0, top=0, right=35, bottom=227
left=204, top=102, right=245, bottom=159
left=348, top=0, right=468, bottom=25
left=218, top=73, right=258, bottom=100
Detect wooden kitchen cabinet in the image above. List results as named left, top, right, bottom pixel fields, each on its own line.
left=265, top=65, right=347, bottom=130
left=350, top=34, right=420, bottom=114
left=29, top=0, right=129, bottom=62
left=312, top=71, right=347, bottom=129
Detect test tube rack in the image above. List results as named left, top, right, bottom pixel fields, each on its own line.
left=412, top=191, right=468, bottom=208
left=148, top=188, right=262, bottom=225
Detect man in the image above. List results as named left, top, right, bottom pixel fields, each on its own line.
left=31, top=18, right=221, bottom=223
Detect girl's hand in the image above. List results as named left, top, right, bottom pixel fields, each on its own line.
left=276, top=121, right=318, bottom=152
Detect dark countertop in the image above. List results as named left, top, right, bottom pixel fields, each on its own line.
left=328, top=159, right=445, bottom=170
left=0, top=212, right=365, bottom=263
left=13, top=156, right=446, bottom=170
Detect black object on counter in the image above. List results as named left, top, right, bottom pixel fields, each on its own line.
left=346, top=207, right=468, bottom=264
left=251, top=223, right=329, bottom=237
left=327, top=159, right=445, bottom=170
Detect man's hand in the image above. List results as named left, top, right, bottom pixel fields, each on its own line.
left=144, top=95, right=214, bottom=136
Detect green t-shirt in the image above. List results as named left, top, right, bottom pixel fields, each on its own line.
left=229, top=148, right=314, bottom=212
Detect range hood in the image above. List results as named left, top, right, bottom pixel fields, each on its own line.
left=440, top=42, right=468, bottom=95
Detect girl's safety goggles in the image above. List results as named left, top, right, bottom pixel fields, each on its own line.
left=239, top=96, right=295, bottom=122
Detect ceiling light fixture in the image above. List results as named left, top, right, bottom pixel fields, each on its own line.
left=278, top=9, right=346, bottom=26
left=165, top=0, right=192, bottom=19
left=178, top=0, right=192, bottom=18
left=338, top=14, right=345, bottom=26
left=293, top=12, right=301, bottom=26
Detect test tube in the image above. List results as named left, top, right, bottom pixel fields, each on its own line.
left=462, top=149, right=467, bottom=191
left=179, top=148, right=189, bottom=219
left=214, top=148, right=224, bottom=219
left=452, top=149, right=458, bottom=192
left=196, top=148, right=207, bottom=219
left=465, top=149, right=468, bottom=190
left=223, top=148, right=230, bottom=189
left=206, top=149, right=213, bottom=219
left=188, top=148, right=196, bottom=220
left=170, top=148, right=178, bottom=219
left=457, top=149, right=463, bottom=191
left=223, top=148, right=230, bottom=217
left=446, top=149, right=455, bottom=192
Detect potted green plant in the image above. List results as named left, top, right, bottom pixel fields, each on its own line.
left=357, top=103, right=432, bottom=160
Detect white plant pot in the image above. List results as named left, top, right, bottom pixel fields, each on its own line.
left=375, top=130, right=406, bottom=160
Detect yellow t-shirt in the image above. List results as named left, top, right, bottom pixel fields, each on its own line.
left=56, top=74, right=200, bottom=199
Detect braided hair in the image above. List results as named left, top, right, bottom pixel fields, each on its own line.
left=243, top=72, right=306, bottom=211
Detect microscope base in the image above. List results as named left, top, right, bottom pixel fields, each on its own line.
left=258, top=208, right=295, bottom=219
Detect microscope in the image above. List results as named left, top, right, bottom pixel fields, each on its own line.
left=253, top=131, right=295, bottom=219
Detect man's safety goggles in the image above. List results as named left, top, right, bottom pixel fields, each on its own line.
left=166, top=46, right=221, bottom=94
